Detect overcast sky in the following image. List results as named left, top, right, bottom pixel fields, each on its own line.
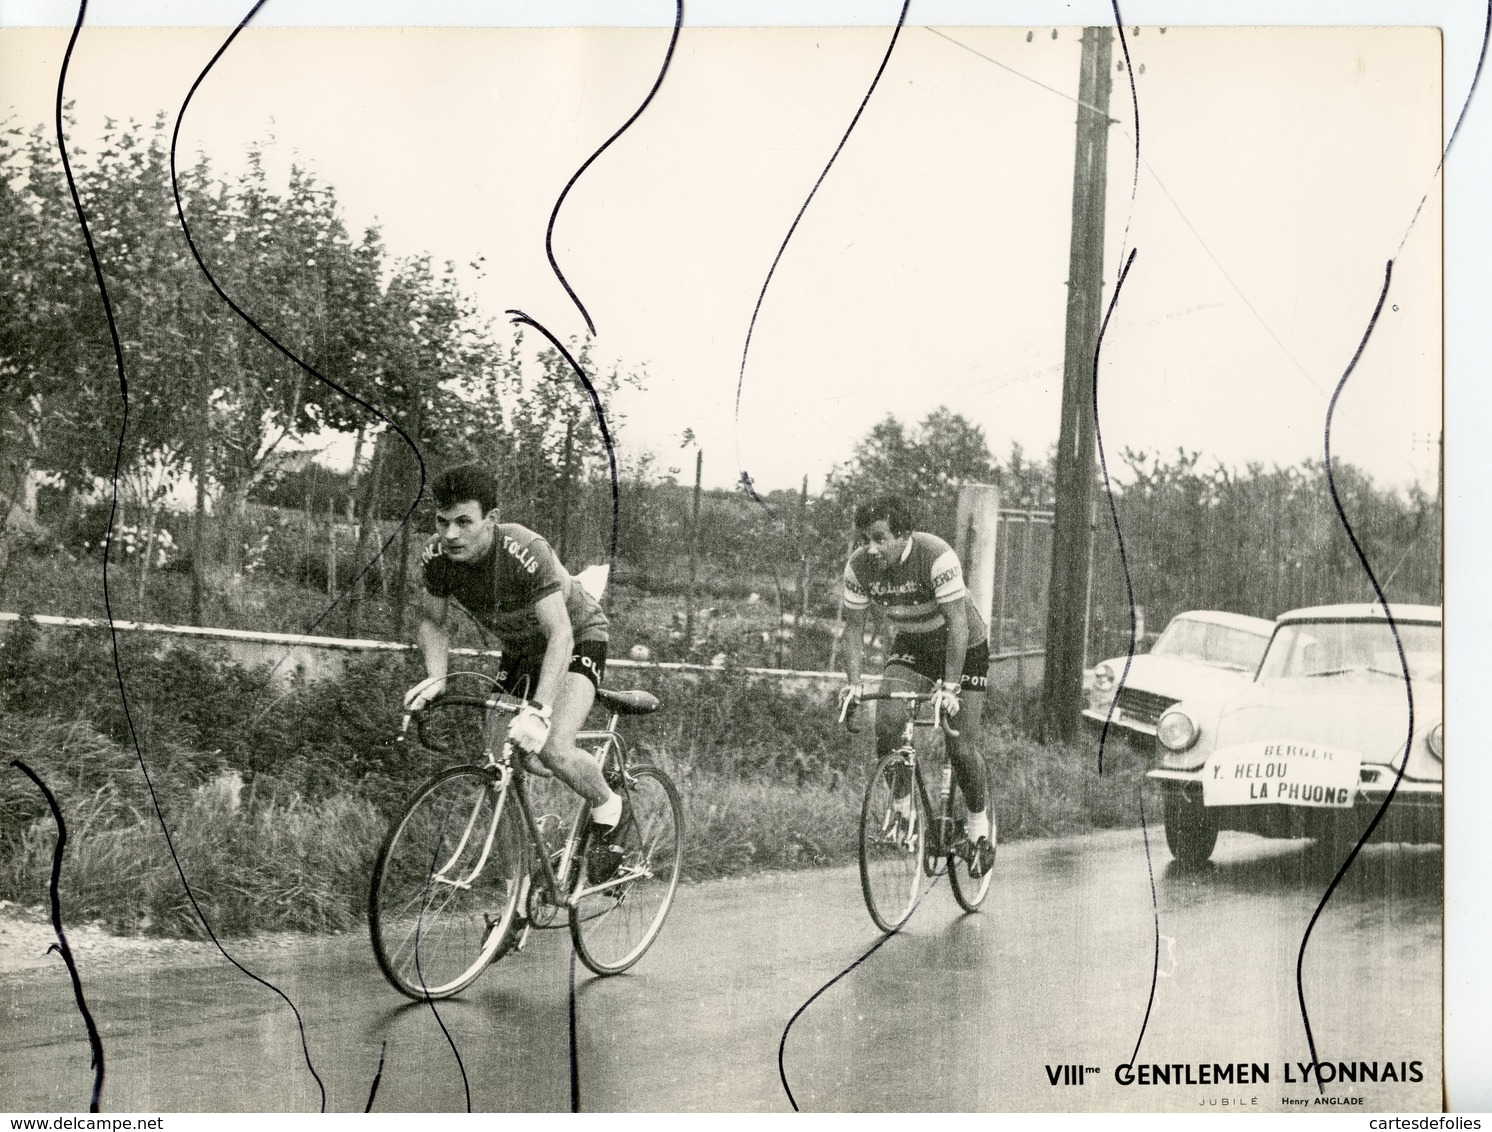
left=0, top=12, right=1450, bottom=495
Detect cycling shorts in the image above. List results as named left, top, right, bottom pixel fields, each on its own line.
left=885, top=636, right=990, bottom=694
left=497, top=639, right=607, bottom=696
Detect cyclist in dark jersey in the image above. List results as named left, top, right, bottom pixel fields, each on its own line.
left=840, top=494, right=995, bottom=875
left=405, top=464, right=627, bottom=880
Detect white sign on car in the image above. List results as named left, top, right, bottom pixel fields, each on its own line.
left=1201, top=740, right=1362, bottom=808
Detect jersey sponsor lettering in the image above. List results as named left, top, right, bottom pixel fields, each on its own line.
left=928, top=549, right=965, bottom=600
left=502, top=534, right=541, bottom=574
left=842, top=532, right=988, bottom=645
left=422, top=522, right=608, bottom=648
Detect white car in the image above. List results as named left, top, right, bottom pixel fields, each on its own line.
left=1083, top=610, right=1275, bottom=739
left=1146, top=603, right=1443, bottom=865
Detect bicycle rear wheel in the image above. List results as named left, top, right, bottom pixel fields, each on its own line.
left=947, top=753, right=997, bottom=912
left=859, top=751, right=926, bottom=933
left=571, top=765, right=684, bottom=976
left=369, top=765, right=526, bottom=999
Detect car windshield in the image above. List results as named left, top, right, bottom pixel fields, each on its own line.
left=1256, top=620, right=1442, bottom=684
left=1150, top=618, right=1270, bottom=671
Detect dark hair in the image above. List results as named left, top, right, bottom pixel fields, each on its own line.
left=433, top=464, right=498, bottom=515
left=853, top=495, right=913, bottom=536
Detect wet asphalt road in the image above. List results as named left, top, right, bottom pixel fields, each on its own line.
left=1, top=828, right=1441, bottom=1113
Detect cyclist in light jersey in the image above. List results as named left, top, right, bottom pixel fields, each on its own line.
left=840, top=494, right=995, bottom=875
left=404, top=464, right=628, bottom=881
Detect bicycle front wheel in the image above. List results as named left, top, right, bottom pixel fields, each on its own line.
left=571, top=765, right=684, bottom=976
left=369, top=765, right=526, bottom=1000
left=859, top=752, right=926, bottom=934
left=947, top=753, right=997, bottom=913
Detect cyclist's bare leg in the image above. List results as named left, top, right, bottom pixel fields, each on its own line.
left=874, top=663, right=922, bottom=758
left=874, top=663, right=924, bottom=804
left=946, top=690, right=986, bottom=814
left=535, top=672, right=611, bottom=807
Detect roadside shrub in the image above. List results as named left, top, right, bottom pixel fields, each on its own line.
left=618, top=664, right=849, bottom=781
left=0, top=625, right=1153, bottom=938
left=2, top=772, right=384, bottom=937
left=679, top=770, right=857, bottom=878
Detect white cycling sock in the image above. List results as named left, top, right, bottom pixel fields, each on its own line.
left=591, top=791, right=622, bottom=828
left=965, top=809, right=990, bottom=842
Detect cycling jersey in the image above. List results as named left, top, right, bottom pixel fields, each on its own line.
left=842, top=531, right=989, bottom=645
left=422, top=523, right=609, bottom=651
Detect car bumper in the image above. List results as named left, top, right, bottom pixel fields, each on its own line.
left=1147, top=770, right=1442, bottom=842
left=1081, top=706, right=1157, bottom=738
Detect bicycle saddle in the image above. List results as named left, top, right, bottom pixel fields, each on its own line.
left=595, top=688, right=660, bottom=715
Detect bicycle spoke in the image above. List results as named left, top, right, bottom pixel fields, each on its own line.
left=860, top=753, right=925, bottom=933
left=947, top=754, right=996, bottom=912
left=571, top=765, right=684, bottom=975
left=369, top=768, right=525, bottom=999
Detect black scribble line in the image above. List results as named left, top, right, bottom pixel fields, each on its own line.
left=10, top=760, right=106, bottom=1113
left=1091, top=248, right=1162, bottom=1069
left=169, top=0, right=427, bottom=706
left=1399, top=0, right=1490, bottom=253
left=1084, top=0, right=1154, bottom=1019
left=1093, top=248, right=1139, bottom=776
left=1096, top=0, right=1143, bottom=775
left=53, top=0, right=330, bottom=1110
left=1122, top=780, right=1162, bottom=1071
left=924, top=25, right=1433, bottom=508
left=923, top=24, right=1398, bottom=461
left=547, top=0, right=684, bottom=336
left=569, top=946, right=581, bottom=1113
left=924, top=27, right=1112, bottom=117
left=413, top=799, right=472, bottom=1113
left=1297, top=262, right=1405, bottom=1097
left=777, top=873, right=941, bottom=1112
left=1294, top=15, right=1485, bottom=1089
left=734, top=0, right=910, bottom=509
left=1110, top=4, right=1140, bottom=262
left=507, top=310, right=621, bottom=574
left=363, top=1039, right=388, bottom=1112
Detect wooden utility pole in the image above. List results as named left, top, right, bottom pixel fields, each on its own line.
left=1041, top=26, right=1113, bottom=742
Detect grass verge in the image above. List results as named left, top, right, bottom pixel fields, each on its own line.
left=1, top=708, right=1149, bottom=938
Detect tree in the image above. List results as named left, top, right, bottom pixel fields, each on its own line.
left=823, top=408, right=1050, bottom=541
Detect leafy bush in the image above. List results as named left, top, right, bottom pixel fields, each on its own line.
left=0, top=625, right=1149, bottom=937
left=0, top=708, right=399, bottom=936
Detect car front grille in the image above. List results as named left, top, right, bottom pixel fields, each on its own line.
left=1115, top=687, right=1179, bottom=726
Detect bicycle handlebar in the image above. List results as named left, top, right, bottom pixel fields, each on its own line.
left=399, top=691, right=529, bottom=753
left=836, top=689, right=960, bottom=736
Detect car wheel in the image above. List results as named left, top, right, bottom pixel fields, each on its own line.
left=1162, top=789, right=1219, bottom=865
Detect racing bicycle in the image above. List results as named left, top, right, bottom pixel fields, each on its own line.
left=368, top=672, right=684, bottom=999
left=841, top=689, right=996, bottom=933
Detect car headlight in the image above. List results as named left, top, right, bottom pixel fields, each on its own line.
left=1093, top=663, right=1116, bottom=692
left=1427, top=722, right=1443, bottom=760
left=1157, top=710, right=1198, bottom=752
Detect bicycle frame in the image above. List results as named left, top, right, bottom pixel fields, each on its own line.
left=498, top=713, right=649, bottom=907
left=851, top=690, right=962, bottom=855
left=403, top=672, right=658, bottom=910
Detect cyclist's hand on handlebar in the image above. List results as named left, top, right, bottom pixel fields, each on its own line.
left=932, top=680, right=962, bottom=719
left=509, top=701, right=553, bottom=754
left=403, top=677, right=447, bottom=714
left=838, top=682, right=865, bottom=730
